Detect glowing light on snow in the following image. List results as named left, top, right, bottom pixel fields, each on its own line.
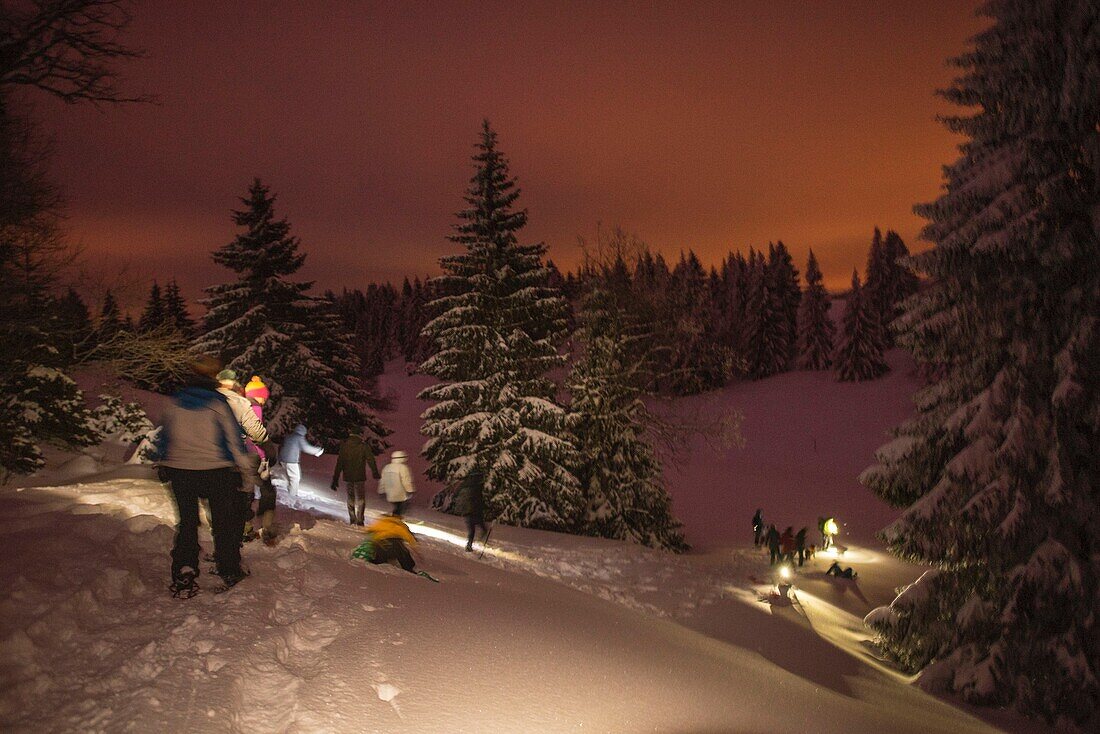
left=824, top=518, right=839, bottom=536
left=779, top=565, right=792, bottom=580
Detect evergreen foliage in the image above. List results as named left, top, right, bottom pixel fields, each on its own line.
left=796, top=250, right=834, bottom=370
left=161, top=279, right=195, bottom=337
left=743, top=249, right=790, bottom=378
left=567, top=286, right=686, bottom=550
left=195, top=179, right=388, bottom=449
left=419, top=122, right=581, bottom=530
left=138, top=281, right=164, bottom=332
left=860, top=2, right=1100, bottom=727
left=834, top=271, right=888, bottom=382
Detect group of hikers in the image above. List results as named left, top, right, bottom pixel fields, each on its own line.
left=155, top=356, right=455, bottom=598
left=751, top=509, right=857, bottom=579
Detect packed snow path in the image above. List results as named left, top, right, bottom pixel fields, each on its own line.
left=0, top=477, right=1020, bottom=734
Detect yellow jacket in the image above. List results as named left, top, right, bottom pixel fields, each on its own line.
left=365, top=516, right=416, bottom=546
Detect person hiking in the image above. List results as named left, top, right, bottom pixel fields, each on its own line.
left=752, top=509, right=765, bottom=546
left=780, top=526, right=796, bottom=564
left=244, top=376, right=278, bottom=544
left=459, top=467, right=489, bottom=553
left=765, top=524, right=781, bottom=565
left=331, top=428, right=380, bottom=526
left=279, top=424, right=324, bottom=504
left=216, top=370, right=268, bottom=543
left=795, top=527, right=809, bottom=566
left=156, top=355, right=255, bottom=596
left=378, top=450, right=415, bottom=516
left=351, top=514, right=432, bottom=579
left=826, top=561, right=857, bottom=579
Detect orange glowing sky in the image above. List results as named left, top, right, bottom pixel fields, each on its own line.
left=42, top=0, right=987, bottom=307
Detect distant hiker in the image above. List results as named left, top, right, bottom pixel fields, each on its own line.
left=378, top=450, right=415, bottom=516
left=805, top=544, right=817, bottom=562
left=244, top=376, right=278, bottom=543
left=331, top=428, right=380, bottom=526
left=795, top=527, right=808, bottom=566
left=280, top=423, right=324, bottom=503
left=780, top=526, right=796, bottom=564
left=822, top=516, right=839, bottom=550
left=459, top=468, right=489, bottom=553
left=752, top=509, right=764, bottom=546
left=765, top=524, right=781, bottom=565
left=216, top=369, right=268, bottom=542
left=352, top=515, right=424, bottom=576
left=156, top=356, right=254, bottom=596
left=826, top=561, right=857, bottom=579
left=818, top=516, right=827, bottom=548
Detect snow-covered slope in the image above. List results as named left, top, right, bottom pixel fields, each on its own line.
left=0, top=361, right=1047, bottom=733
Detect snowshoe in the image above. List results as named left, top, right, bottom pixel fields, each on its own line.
left=169, top=568, right=199, bottom=599
left=212, top=568, right=249, bottom=594
left=416, top=570, right=440, bottom=583
left=477, top=523, right=494, bottom=559
left=242, top=529, right=259, bottom=543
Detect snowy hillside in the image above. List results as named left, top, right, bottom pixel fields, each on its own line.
left=0, top=361, right=1046, bottom=733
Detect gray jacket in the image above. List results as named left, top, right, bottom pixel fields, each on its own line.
left=280, top=424, right=323, bottom=463
left=156, top=386, right=253, bottom=472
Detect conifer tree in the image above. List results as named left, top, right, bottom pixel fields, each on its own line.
left=796, top=250, right=834, bottom=370
left=834, top=271, right=887, bottom=381
left=55, top=288, right=93, bottom=361
left=419, top=122, right=580, bottom=530
left=768, top=241, right=801, bottom=360
left=138, top=281, right=164, bottom=332
left=567, top=287, right=686, bottom=550
left=97, top=289, right=122, bottom=341
left=861, top=3, right=1099, bottom=728
left=743, top=249, right=790, bottom=378
left=161, top=279, right=194, bottom=337
left=196, top=179, right=387, bottom=447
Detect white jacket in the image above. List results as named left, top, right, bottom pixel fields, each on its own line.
left=378, top=457, right=415, bottom=502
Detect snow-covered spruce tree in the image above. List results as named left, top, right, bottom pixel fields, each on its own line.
left=860, top=2, right=1099, bottom=728
left=419, top=121, right=581, bottom=530
left=797, top=249, right=834, bottom=370
left=834, top=270, right=888, bottom=382
left=90, top=394, right=153, bottom=445
left=567, top=287, right=686, bottom=551
left=97, top=289, right=123, bottom=342
left=743, top=248, right=790, bottom=378
left=195, top=179, right=387, bottom=447
left=768, top=241, right=801, bottom=361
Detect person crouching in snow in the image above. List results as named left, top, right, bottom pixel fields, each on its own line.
left=279, top=423, right=323, bottom=503
left=331, top=427, right=380, bottom=526
left=352, top=515, right=421, bottom=575
left=378, top=450, right=415, bottom=516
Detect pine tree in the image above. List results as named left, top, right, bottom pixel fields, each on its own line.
left=419, top=121, right=581, bottom=530
left=54, top=288, right=93, bottom=361
left=769, top=241, right=802, bottom=361
left=860, top=3, right=1099, bottom=728
left=743, top=249, right=790, bottom=378
left=833, top=271, right=887, bottom=381
left=138, top=281, right=164, bottom=332
left=567, top=287, right=686, bottom=551
left=97, top=289, right=122, bottom=341
left=796, top=250, right=834, bottom=370
left=161, top=279, right=195, bottom=337
left=880, top=229, right=920, bottom=332
left=196, top=179, right=387, bottom=447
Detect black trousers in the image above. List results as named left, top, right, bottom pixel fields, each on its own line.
left=165, top=467, right=243, bottom=577
left=346, top=480, right=366, bottom=525
left=371, top=537, right=415, bottom=573
left=256, top=478, right=277, bottom=515
left=390, top=499, right=407, bottom=517
left=466, top=515, right=487, bottom=548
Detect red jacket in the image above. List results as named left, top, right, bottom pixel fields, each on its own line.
left=780, top=531, right=795, bottom=554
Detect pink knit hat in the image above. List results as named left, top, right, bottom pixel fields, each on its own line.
left=244, top=375, right=269, bottom=403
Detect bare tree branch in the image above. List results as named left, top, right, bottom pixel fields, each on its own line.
left=0, top=0, right=153, bottom=106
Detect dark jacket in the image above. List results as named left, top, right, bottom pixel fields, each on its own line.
left=780, top=530, right=795, bottom=554
left=155, top=383, right=252, bottom=472
left=332, top=435, right=379, bottom=484
left=795, top=528, right=808, bottom=549
left=461, top=471, right=485, bottom=521
left=765, top=526, right=780, bottom=548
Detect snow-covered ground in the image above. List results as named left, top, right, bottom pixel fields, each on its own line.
left=0, top=359, right=1046, bottom=733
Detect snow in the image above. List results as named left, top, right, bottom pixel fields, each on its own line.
left=0, top=360, right=1048, bottom=733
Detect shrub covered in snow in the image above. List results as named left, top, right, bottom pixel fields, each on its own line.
left=90, top=394, right=153, bottom=444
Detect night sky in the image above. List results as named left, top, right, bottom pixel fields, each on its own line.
left=41, top=0, right=986, bottom=308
